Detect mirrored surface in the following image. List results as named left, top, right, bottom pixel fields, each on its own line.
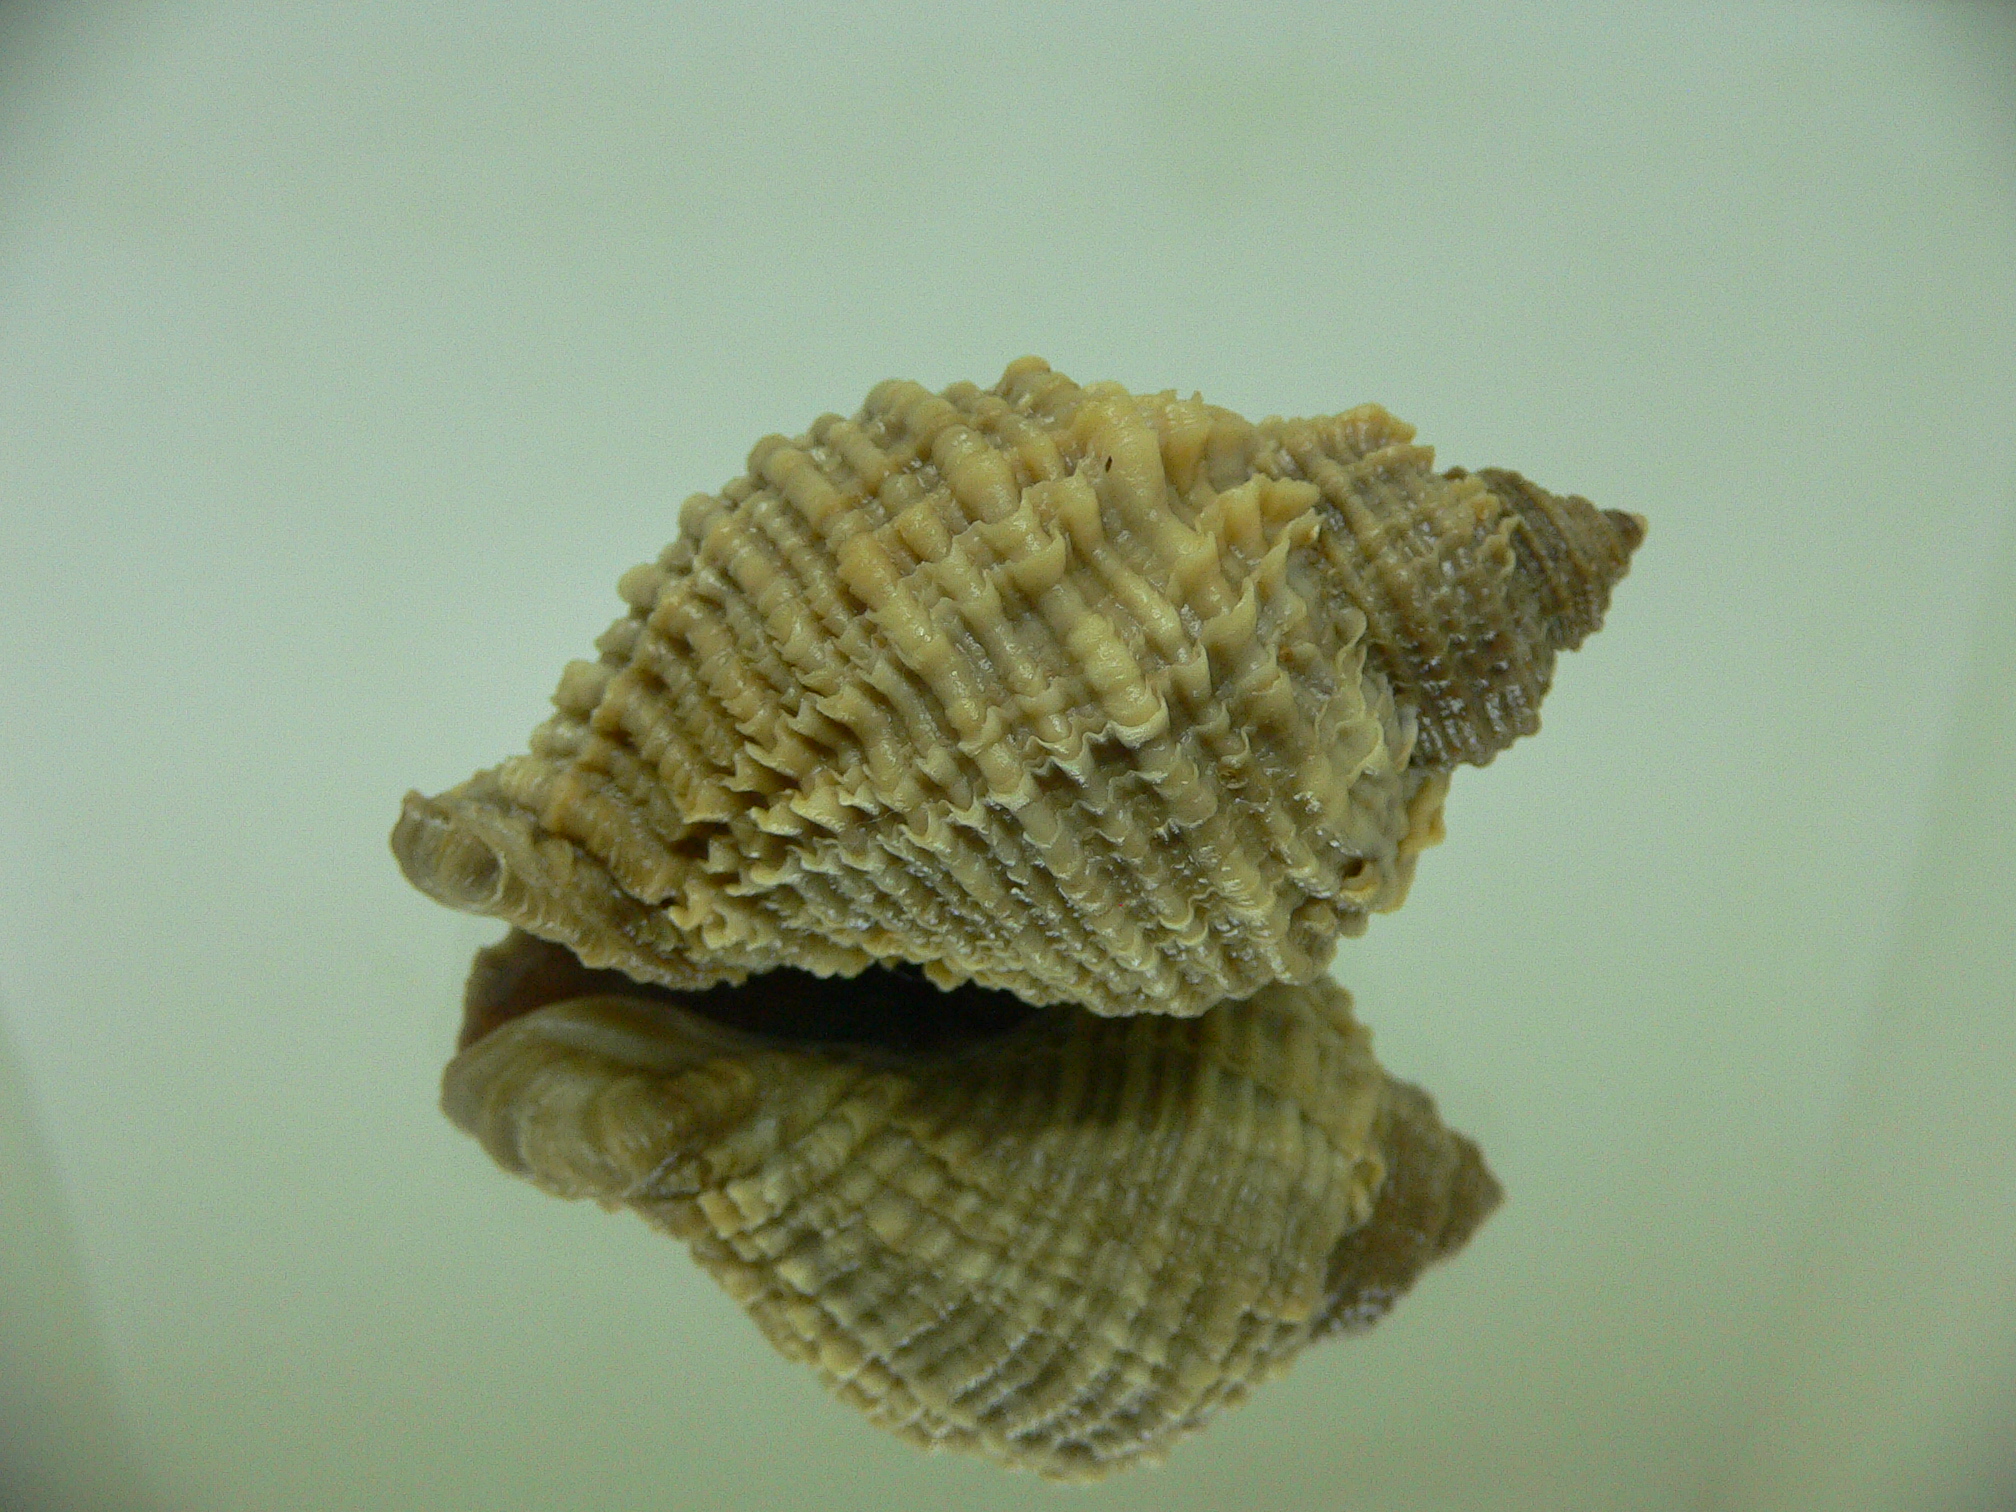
left=2, top=5, right=2011, bottom=1508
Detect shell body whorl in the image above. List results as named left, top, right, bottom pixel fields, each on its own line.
left=394, top=359, right=1637, bottom=1017
left=442, top=930, right=1500, bottom=1481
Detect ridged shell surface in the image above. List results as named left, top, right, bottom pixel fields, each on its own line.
left=444, top=930, right=1500, bottom=1480
left=395, top=358, right=1639, bottom=1016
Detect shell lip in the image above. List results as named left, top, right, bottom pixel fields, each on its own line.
left=392, top=790, right=505, bottom=913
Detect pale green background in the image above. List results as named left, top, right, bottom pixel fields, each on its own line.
left=2, top=4, right=2013, bottom=1510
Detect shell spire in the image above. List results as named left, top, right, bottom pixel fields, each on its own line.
left=1262, top=413, right=1643, bottom=771
left=394, top=360, right=1639, bottom=1016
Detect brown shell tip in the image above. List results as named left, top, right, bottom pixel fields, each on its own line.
left=1608, top=508, right=1649, bottom=556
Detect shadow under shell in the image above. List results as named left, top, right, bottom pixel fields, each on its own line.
left=458, top=928, right=1042, bottom=1056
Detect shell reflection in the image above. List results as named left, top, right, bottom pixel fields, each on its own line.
left=445, top=930, right=1500, bottom=1481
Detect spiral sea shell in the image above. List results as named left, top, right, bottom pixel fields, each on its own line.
left=395, top=360, right=1640, bottom=1477
left=395, top=358, right=1641, bottom=1016
left=446, top=929, right=1500, bottom=1480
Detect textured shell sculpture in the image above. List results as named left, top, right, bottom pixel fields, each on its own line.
left=446, top=929, right=1501, bottom=1481
left=395, top=357, right=1641, bottom=1017
left=395, top=359, right=1641, bottom=1478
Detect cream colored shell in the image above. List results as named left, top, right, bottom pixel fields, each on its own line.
left=394, top=359, right=1639, bottom=1017
left=444, top=931, right=1500, bottom=1481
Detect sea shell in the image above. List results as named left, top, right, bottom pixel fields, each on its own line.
left=394, top=359, right=1640, bottom=1018
left=444, top=928, right=1501, bottom=1481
